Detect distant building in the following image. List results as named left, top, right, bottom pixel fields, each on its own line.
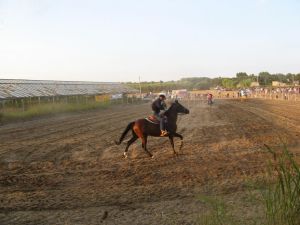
left=293, top=81, right=299, bottom=86
left=171, top=89, right=188, bottom=99
left=0, top=79, right=136, bottom=100
left=272, top=81, right=287, bottom=87
left=250, top=82, right=260, bottom=87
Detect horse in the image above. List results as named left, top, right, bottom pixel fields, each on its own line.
left=115, top=100, right=189, bottom=158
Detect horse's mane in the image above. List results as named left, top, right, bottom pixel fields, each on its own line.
left=164, top=101, right=177, bottom=116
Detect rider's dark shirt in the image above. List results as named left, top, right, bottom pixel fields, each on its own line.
left=152, top=98, right=166, bottom=114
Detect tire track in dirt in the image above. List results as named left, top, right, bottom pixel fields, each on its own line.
left=0, top=104, right=149, bottom=147
left=0, top=99, right=299, bottom=225
left=0, top=104, right=151, bottom=161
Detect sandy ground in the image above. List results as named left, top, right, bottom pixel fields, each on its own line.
left=0, top=99, right=299, bottom=225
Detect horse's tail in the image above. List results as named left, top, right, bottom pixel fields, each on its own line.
left=115, top=121, right=135, bottom=145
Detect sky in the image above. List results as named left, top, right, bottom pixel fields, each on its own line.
left=0, top=0, right=300, bottom=82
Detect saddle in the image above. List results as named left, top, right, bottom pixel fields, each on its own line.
left=145, top=115, right=160, bottom=124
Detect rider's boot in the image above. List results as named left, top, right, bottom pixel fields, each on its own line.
left=160, top=130, right=169, bottom=136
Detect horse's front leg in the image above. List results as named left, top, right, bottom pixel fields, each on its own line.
left=172, top=132, right=184, bottom=151
left=168, top=135, right=177, bottom=155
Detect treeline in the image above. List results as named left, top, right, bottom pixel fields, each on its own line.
left=126, top=72, right=300, bottom=92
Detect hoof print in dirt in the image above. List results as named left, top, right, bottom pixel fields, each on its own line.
left=100, top=211, right=108, bottom=222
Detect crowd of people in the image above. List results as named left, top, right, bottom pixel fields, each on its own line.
left=245, top=87, right=298, bottom=99
left=250, top=87, right=300, bottom=95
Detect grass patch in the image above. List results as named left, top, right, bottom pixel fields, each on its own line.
left=196, top=145, right=300, bottom=225
left=0, top=102, right=111, bottom=123
left=198, top=195, right=238, bottom=225
left=262, top=145, right=300, bottom=225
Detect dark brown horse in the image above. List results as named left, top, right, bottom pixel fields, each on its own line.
left=115, top=100, right=189, bottom=158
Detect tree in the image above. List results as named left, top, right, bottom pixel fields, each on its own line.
left=286, top=73, right=295, bottom=84
left=238, top=79, right=252, bottom=88
left=258, top=72, right=272, bottom=86
left=236, top=72, right=248, bottom=80
left=272, top=73, right=286, bottom=83
left=222, top=78, right=235, bottom=89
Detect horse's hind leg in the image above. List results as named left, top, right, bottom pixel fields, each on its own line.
left=142, top=135, right=153, bottom=158
left=124, top=133, right=138, bottom=158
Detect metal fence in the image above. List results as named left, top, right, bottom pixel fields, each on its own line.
left=0, top=94, right=145, bottom=112
left=188, top=89, right=300, bottom=102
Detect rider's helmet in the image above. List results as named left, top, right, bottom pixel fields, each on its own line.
left=159, top=93, right=166, bottom=99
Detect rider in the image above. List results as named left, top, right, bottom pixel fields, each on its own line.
left=207, top=93, right=213, bottom=104
left=152, top=93, right=168, bottom=136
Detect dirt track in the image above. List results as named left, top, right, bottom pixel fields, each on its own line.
left=0, top=99, right=299, bottom=225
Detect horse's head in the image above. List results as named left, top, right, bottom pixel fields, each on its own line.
left=172, top=100, right=189, bottom=114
